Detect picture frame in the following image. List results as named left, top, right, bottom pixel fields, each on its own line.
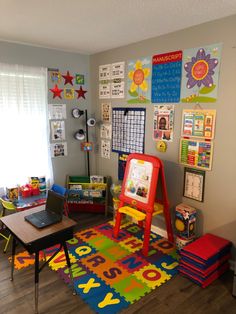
left=183, top=167, right=205, bottom=202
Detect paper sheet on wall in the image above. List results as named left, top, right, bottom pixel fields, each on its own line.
left=153, top=105, right=175, bottom=141
left=49, top=104, right=67, bottom=120
left=101, top=102, right=112, bottom=123
left=51, top=142, right=67, bottom=157
left=100, top=124, right=112, bottom=139
left=50, top=120, right=66, bottom=141
left=101, top=139, right=110, bottom=159
left=181, top=43, right=222, bottom=102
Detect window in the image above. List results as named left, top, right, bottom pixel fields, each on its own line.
left=0, top=62, right=52, bottom=188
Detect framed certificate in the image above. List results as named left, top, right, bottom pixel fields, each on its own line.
left=183, top=167, right=205, bottom=202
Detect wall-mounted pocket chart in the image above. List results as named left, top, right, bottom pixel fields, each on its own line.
left=179, top=109, right=216, bottom=170
left=181, top=109, right=216, bottom=140
left=179, top=138, right=213, bottom=171
left=112, top=107, right=146, bottom=154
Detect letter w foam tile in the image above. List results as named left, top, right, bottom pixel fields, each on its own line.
left=57, top=261, right=90, bottom=284
left=134, top=264, right=171, bottom=289
left=113, top=275, right=151, bottom=303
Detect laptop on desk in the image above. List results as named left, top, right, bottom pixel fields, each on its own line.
left=24, top=190, right=65, bottom=229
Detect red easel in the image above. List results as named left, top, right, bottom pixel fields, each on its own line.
left=113, top=153, right=173, bottom=256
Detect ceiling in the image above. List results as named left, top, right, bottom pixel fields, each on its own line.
left=0, top=0, right=236, bottom=55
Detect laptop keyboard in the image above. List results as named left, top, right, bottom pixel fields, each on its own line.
left=35, top=210, right=58, bottom=223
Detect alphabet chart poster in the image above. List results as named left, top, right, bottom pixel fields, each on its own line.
left=112, top=108, right=146, bottom=154
left=152, top=51, right=182, bottom=103
left=153, top=105, right=175, bottom=141
left=179, top=138, right=213, bottom=170
left=181, top=43, right=222, bottom=103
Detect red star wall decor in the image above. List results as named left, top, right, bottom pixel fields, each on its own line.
left=62, top=71, right=74, bottom=85
left=75, top=86, right=87, bottom=99
left=50, top=84, right=63, bottom=99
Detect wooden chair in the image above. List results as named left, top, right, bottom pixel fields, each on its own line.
left=50, top=184, right=69, bottom=216
left=0, top=197, right=16, bottom=252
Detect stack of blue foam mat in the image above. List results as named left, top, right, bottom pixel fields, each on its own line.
left=179, top=233, right=232, bottom=288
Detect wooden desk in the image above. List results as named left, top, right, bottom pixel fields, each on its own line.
left=0, top=207, right=77, bottom=314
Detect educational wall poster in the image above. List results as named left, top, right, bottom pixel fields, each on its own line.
left=118, top=153, right=129, bottom=180
left=50, top=120, right=66, bottom=141
left=49, top=69, right=61, bottom=84
left=100, top=124, right=112, bottom=139
left=64, top=88, right=74, bottom=100
left=99, top=64, right=111, bottom=81
left=111, top=62, right=125, bottom=79
left=112, top=108, right=146, bottom=154
left=152, top=50, right=182, bottom=103
left=75, top=74, right=85, bottom=85
left=153, top=105, right=174, bottom=142
left=99, top=81, right=111, bottom=99
left=179, top=138, right=213, bottom=170
left=101, top=139, right=110, bottom=159
left=181, top=43, right=222, bottom=102
left=111, top=80, right=125, bottom=98
left=183, top=167, right=205, bottom=202
left=182, top=109, right=216, bottom=139
left=49, top=104, right=67, bottom=120
left=51, top=142, right=67, bottom=157
left=124, top=158, right=153, bottom=204
left=101, top=102, right=112, bottom=123
left=127, top=57, right=151, bottom=104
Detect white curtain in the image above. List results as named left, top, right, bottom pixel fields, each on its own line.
left=0, top=62, right=53, bottom=188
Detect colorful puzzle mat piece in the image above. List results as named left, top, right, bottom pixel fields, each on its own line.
left=9, top=221, right=179, bottom=314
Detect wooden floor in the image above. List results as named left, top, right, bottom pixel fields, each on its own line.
left=0, top=212, right=236, bottom=314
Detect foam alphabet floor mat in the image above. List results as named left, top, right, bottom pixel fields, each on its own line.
left=10, top=221, right=179, bottom=313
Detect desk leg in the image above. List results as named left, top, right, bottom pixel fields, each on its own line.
left=62, top=242, right=76, bottom=295
left=10, top=237, right=16, bottom=281
left=34, top=251, right=39, bottom=314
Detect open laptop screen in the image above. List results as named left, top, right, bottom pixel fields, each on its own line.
left=46, top=190, right=65, bottom=216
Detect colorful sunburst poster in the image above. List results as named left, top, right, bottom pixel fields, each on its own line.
left=127, top=57, right=151, bottom=104
left=181, top=43, right=222, bottom=103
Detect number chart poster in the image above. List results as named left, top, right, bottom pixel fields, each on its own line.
left=112, top=108, right=146, bottom=154
left=127, top=57, right=151, bottom=104
left=152, top=51, right=182, bottom=103
left=181, top=43, right=222, bottom=103
left=179, top=138, right=213, bottom=171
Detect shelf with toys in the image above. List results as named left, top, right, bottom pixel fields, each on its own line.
left=66, top=175, right=110, bottom=216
